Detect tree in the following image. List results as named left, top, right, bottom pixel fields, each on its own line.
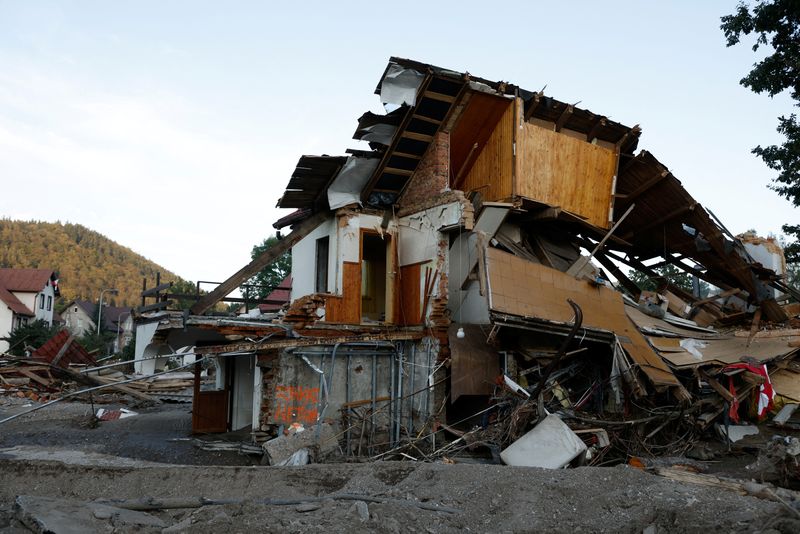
left=4, top=320, right=60, bottom=356
left=245, top=235, right=291, bottom=300
left=721, top=2, right=800, bottom=253
left=629, top=264, right=695, bottom=294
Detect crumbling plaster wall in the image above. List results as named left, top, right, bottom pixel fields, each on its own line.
left=256, top=340, right=440, bottom=447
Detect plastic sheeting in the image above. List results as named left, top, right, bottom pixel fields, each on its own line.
left=379, top=64, right=424, bottom=106
left=327, top=156, right=380, bottom=209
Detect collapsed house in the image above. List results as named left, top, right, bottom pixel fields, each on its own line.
left=133, top=58, right=800, bottom=464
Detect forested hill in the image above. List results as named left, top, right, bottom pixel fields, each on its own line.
left=0, top=219, right=185, bottom=307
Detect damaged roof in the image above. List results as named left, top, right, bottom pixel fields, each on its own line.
left=276, top=57, right=641, bottom=223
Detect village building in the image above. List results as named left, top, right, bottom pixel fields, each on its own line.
left=132, top=58, right=799, bottom=458
left=0, top=268, right=59, bottom=353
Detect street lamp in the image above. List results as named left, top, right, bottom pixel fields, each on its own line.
left=97, top=288, right=119, bottom=334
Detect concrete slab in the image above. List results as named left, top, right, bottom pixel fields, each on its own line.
left=14, top=495, right=165, bottom=534
left=500, top=414, right=587, bottom=468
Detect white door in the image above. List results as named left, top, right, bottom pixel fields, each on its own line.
left=231, top=355, right=255, bottom=431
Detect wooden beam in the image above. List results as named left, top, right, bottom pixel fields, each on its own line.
left=555, top=105, right=574, bottom=132
left=586, top=116, right=607, bottom=143
left=616, top=125, right=641, bottom=150
left=401, top=131, right=433, bottom=142
left=136, top=300, right=172, bottom=313
left=411, top=114, right=442, bottom=125
left=622, top=203, right=696, bottom=241
left=422, top=91, right=456, bottom=103
left=392, top=151, right=422, bottom=160
left=190, top=212, right=327, bottom=315
left=383, top=167, right=414, bottom=176
left=141, top=282, right=173, bottom=297
left=594, top=253, right=642, bottom=298
left=50, top=334, right=75, bottom=367
left=615, top=170, right=670, bottom=203
left=523, top=91, right=543, bottom=121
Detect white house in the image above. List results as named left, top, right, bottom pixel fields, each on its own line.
left=0, top=268, right=59, bottom=353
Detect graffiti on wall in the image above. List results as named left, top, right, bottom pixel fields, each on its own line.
left=272, top=385, right=320, bottom=424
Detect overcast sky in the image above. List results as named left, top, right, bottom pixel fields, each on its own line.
left=0, top=1, right=796, bottom=284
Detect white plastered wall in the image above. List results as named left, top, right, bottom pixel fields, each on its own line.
left=0, top=306, right=14, bottom=353
left=291, top=218, right=335, bottom=299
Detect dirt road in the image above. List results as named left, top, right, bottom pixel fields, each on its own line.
left=0, top=398, right=798, bottom=533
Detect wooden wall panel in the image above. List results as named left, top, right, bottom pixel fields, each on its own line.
left=397, top=262, right=421, bottom=326
left=459, top=99, right=515, bottom=201
left=485, top=248, right=680, bottom=388
left=325, top=261, right=361, bottom=324
left=516, top=122, right=617, bottom=228
left=192, top=390, right=228, bottom=433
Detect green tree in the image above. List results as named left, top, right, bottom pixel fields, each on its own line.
left=4, top=320, right=60, bottom=356
left=629, top=264, right=695, bottom=294
left=245, top=235, right=291, bottom=300
left=79, top=331, right=115, bottom=356
left=721, top=1, right=800, bottom=253
left=167, top=279, right=203, bottom=309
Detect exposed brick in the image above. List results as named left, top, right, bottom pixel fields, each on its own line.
left=398, top=132, right=450, bottom=207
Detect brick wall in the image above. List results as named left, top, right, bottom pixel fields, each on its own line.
left=399, top=131, right=450, bottom=207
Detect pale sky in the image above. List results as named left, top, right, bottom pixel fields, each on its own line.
left=0, top=1, right=796, bottom=284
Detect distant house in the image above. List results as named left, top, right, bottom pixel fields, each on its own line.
left=0, top=268, right=60, bottom=353
left=235, top=276, right=292, bottom=315
left=62, top=299, right=133, bottom=352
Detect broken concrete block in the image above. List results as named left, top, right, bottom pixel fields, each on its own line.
left=500, top=414, right=587, bottom=468
left=262, top=423, right=338, bottom=465
left=772, top=403, right=798, bottom=425
left=14, top=495, right=165, bottom=534
left=716, top=423, right=759, bottom=443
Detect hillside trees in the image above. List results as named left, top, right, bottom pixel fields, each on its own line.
left=0, top=219, right=186, bottom=306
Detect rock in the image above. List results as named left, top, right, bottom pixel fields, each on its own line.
left=162, top=516, right=194, bottom=533
left=351, top=500, right=369, bottom=522
left=296, top=503, right=322, bottom=513
left=262, top=423, right=338, bottom=465
left=14, top=495, right=165, bottom=534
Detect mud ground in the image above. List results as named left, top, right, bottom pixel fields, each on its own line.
left=1, top=397, right=799, bottom=533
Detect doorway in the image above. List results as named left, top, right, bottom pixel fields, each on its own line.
left=361, top=232, right=391, bottom=322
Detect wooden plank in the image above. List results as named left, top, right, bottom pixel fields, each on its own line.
left=515, top=122, right=617, bottom=229
left=50, top=334, right=75, bottom=367
left=422, top=91, right=456, bottom=103
left=554, top=104, right=573, bottom=132
left=615, top=169, right=669, bottom=203
left=136, top=300, right=172, bottom=313
left=16, top=369, right=53, bottom=387
left=401, top=131, right=433, bottom=142
left=190, top=212, right=327, bottom=315
left=398, top=262, right=422, bottom=326
left=485, top=248, right=681, bottom=388
left=411, top=114, right=442, bottom=125
left=460, top=101, right=515, bottom=202
left=141, top=282, right=173, bottom=297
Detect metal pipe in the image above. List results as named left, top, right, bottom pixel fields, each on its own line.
left=395, top=343, right=403, bottom=444
left=408, top=343, right=416, bottom=437
left=97, top=288, right=119, bottom=335
left=316, top=343, right=339, bottom=441
left=0, top=358, right=206, bottom=426
left=389, top=348, right=395, bottom=448
left=345, top=352, right=351, bottom=455
left=370, top=352, right=376, bottom=455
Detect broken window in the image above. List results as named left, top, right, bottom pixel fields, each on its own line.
left=315, top=236, right=329, bottom=293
